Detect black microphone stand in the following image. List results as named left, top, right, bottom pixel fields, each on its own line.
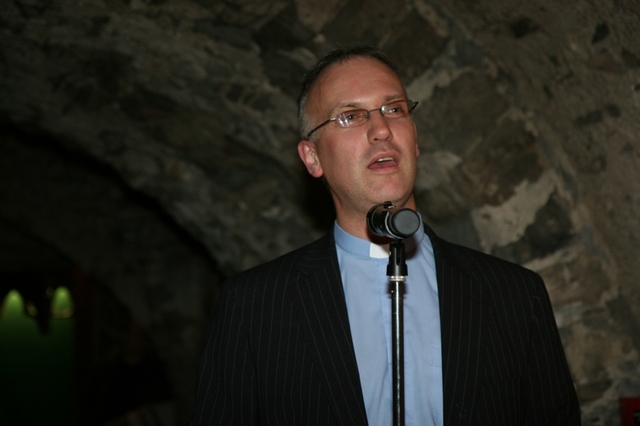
left=366, top=201, right=419, bottom=426
left=387, top=238, right=408, bottom=426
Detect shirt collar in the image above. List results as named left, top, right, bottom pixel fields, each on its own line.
left=333, top=218, right=425, bottom=259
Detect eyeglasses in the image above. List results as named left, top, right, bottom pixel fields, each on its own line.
left=305, top=99, right=419, bottom=140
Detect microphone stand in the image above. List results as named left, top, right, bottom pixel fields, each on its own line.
left=387, top=239, right=407, bottom=426
left=366, top=201, right=419, bottom=426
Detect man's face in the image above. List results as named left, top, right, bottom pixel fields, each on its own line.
left=298, top=56, right=420, bottom=223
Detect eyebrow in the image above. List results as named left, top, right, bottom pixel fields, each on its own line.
left=332, top=94, right=407, bottom=113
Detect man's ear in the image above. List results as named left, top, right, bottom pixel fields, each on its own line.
left=413, top=124, right=420, bottom=157
left=297, top=140, right=324, bottom=178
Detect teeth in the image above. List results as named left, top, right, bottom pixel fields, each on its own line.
left=376, top=157, right=393, bottom=163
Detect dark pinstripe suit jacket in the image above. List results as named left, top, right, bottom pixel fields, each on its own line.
left=192, top=225, right=580, bottom=425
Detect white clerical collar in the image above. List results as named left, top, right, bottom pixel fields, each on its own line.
left=333, top=219, right=424, bottom=259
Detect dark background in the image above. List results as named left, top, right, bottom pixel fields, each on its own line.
left=1, top=0, right=639, bottom=425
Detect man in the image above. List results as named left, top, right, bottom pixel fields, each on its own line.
left=192, top=45, right=580, bottom=425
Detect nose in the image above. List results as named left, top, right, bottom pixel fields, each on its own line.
left=367, top=109, right=392, bottom=143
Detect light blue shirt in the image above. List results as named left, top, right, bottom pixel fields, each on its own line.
left=334, top=221, right=443, bottom=426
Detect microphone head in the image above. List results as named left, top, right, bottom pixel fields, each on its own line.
left=367, top=202, right=420, bottom=239
left=388, top=209, right=421, bottom=238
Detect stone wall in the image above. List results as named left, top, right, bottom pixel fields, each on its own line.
left=1, top=0, right=639, bottom=424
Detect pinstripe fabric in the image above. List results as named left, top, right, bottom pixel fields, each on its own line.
left=192, top=234, right=368, bottom=425
left=432, top=226, right=580, bottom=425
left=192, top=225, right=580, bottom=425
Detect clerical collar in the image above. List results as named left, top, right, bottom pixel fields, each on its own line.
left=333, top=219, right=424, bottom=259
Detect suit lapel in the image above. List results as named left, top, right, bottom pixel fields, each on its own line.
left=286, top=227, right=485, bottom=425
left=288, top=234, right=368, bottom=426
left=426, top=227, right=484, bottom=425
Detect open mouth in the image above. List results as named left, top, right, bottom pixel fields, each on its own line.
left=375, top=156, right=395, bottom=164
left=369, top=155, right=398, bottom=169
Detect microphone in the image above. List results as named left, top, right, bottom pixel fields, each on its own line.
left=367, top=201, right=420, bottom=239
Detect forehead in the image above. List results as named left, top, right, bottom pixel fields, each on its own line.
left=309, top=56, right=405, bottom=110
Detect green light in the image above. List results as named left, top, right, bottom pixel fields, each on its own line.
left=50, top=286, right=74, bottom=319
left=1, top=290, right=24, bottom=319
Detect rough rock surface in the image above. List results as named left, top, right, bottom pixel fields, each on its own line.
left=1, top=0, right=639, bottom=424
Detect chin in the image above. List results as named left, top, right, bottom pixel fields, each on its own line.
left=369, top=193, right=408, bottom=207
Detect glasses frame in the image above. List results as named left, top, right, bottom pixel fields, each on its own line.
left=305, top=99, right=419, bottom=140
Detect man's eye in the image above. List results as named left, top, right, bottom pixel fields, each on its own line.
left=384, top=103, right=406, bottom=116
left=336, top=111, right=363, bottom=127
left=343, top=111, right=362, bottom=121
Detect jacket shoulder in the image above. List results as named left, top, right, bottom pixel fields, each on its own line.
left=436, top=235, right=541, bottom=281
left=224, top=233, right=334, bottom=290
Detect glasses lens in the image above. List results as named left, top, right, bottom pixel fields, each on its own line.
left=336, top=110, right=368, bottom=128
left=381, top=100, right=411, bottom=118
